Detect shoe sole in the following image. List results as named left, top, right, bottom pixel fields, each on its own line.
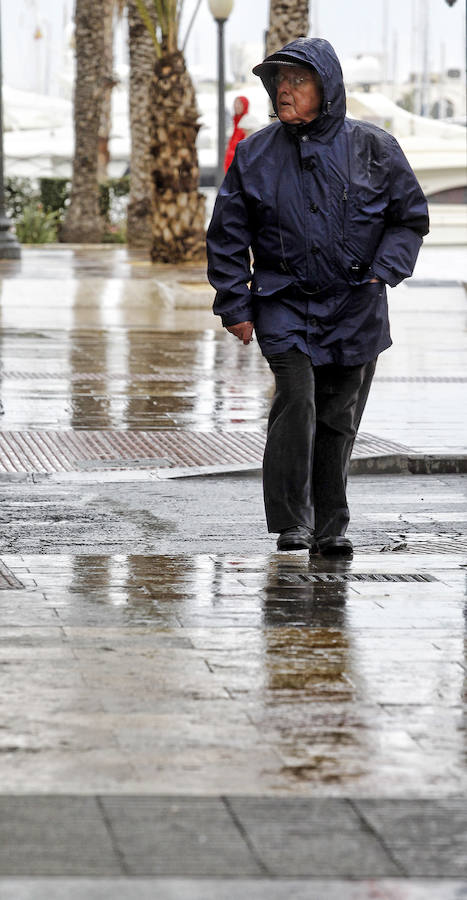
left=277, top=541, right=313, bottom=551
left=310, top=539, right=353, bottom=557
left=320, top=545, right=353, bottom=557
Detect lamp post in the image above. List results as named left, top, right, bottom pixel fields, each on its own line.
left=0, top=3, right=20, bottom=258
left=208, top=0, right=234, bottom=187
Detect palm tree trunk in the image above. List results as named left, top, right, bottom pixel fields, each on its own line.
left=127, top=0, right=155, bottom=249
left=97, top=3, right=115, bottom=182
left=266, top=0, right=310, bottom=56
left=148, top=49, right=205, bottom=263
left=61, top=0, right=113, bottom=243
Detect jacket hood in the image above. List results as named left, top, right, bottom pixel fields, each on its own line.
left=252, top=38, right=346, bottom=138
left=233, top=95, right=249, bottom=125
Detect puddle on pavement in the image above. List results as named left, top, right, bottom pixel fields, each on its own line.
left=0, top=329, right=272, bottom=430
left=4, top=550, right=467, bottom=789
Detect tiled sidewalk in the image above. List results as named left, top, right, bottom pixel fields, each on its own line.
left=0, top=247, right=466, bottom=895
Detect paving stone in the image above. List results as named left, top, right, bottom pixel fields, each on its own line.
left=0, top=797, right=121, bottom=875
left=226, top=797, right=401, bottom=876
left=99, top=796, right=263, bottom=876
left=356, top=800, right=467, bottom=876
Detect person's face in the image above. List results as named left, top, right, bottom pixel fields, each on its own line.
left=233, top=98, right=244, bottom=116
left=274, top=66, right=323, bottom=124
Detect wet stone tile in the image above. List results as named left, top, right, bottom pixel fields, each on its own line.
left=0, top=797, right=121, bottom=875
left=356, top=800, right=467, bottom=876
left=99, top=796, right=264, bottom=876
left=226, top=797, right=401, bottom=877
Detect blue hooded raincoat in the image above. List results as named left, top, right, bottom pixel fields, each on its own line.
left=206, top=38, right=429, bottom=365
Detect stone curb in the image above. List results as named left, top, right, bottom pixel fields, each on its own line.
left=0, top=452, right=463, bottom=483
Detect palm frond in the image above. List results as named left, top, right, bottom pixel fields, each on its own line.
left=182, top=0, right=202, bottom=51
left=133, top=0, right=162, bottom=55
left=151, top=0, right=169, bottom=36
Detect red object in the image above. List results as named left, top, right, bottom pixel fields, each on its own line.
left=224, top=96, right=250, bottom=173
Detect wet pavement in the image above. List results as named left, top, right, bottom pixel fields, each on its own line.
left=0, top=246, right=466, bottom=896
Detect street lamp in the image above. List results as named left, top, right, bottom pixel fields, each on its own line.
left=208, top=0, right=234, bottom=187
left=0, top=3, right=20, bottom=258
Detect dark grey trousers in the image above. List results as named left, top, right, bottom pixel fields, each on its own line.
left=263, top=348, right=377, bottom=537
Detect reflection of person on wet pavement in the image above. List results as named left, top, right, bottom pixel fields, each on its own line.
left=224, top=96, right=256, bottom=173
left=207, top=38, right=429, bottom=557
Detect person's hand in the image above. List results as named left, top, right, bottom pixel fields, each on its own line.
left=369, top=277, right=381, bottom=283
left=226, top=321, right=254, bottom=345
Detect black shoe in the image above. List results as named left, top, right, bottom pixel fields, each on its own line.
left=311, top=536, right=353, bottom=557
left=277, top=526, right=314, bottom=551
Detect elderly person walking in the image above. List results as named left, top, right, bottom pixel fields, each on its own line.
left=206, top=38, right=429, bottom=556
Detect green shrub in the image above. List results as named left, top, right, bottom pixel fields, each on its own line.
left=5, top=176, right=130, bottom=243
left=4, top=177, right=38, bottom=220
left=15, top=203, right=60, bottom=243
left=39, top=178, right=70, bottom=215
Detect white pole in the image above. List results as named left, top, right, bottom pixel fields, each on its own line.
left=382, top=0, right=389, bottom=86
left=420, top=0, right=430, bottom=116
left=439, top=42, right=446, bottom=119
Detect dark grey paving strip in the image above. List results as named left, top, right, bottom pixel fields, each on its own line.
left=221, top=798, right=401, bottom=877
left=348, top=798, right=407, bottom=877
left=98, top=796, right=263, bottom=877
left=95, top=796, right=130, bottom=876
left=0, top=797, right=466, bottom=878
left=354, top=799, right=467, bottom=878
left=0, top=797, right=122, bottom=876
left=221, top=795, right=270, bottom=876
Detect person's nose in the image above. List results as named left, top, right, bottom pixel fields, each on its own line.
left=277, top=80, right=292, bottom=96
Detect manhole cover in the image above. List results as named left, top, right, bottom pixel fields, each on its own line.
left=281, top=572, right=438, bottom=584
left=0, top=561, right=24, bottom=590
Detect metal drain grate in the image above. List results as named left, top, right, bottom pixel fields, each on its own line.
left=0, top=430, right=410, bottom=474
left=0, top=561, right=24, bottom=590
left=0, top=430, right=266, bottom=473
left=282, top=572, right=438, bottom=584
left=383, top=535, right=467, bottom=554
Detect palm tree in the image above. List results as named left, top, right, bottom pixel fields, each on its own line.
left=132, top=0, right=205, bottom=262
left=98, top=3, right=118, bottom=181
left=266, top=0, right=309, bottom=56
left=61, top=0, right=114, bottom=243
left=127, top=0, right=157, bottom=248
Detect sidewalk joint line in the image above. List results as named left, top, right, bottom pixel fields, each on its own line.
left=95, top=795, right=131, bottom=876
left=348, top=799, right=408, bottom=876
left=221, top=796, right=271, bottom=876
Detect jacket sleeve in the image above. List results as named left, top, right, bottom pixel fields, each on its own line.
left=371, top=137, right=429, bottom=288
left=206, top=153, right=254, bottom=326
